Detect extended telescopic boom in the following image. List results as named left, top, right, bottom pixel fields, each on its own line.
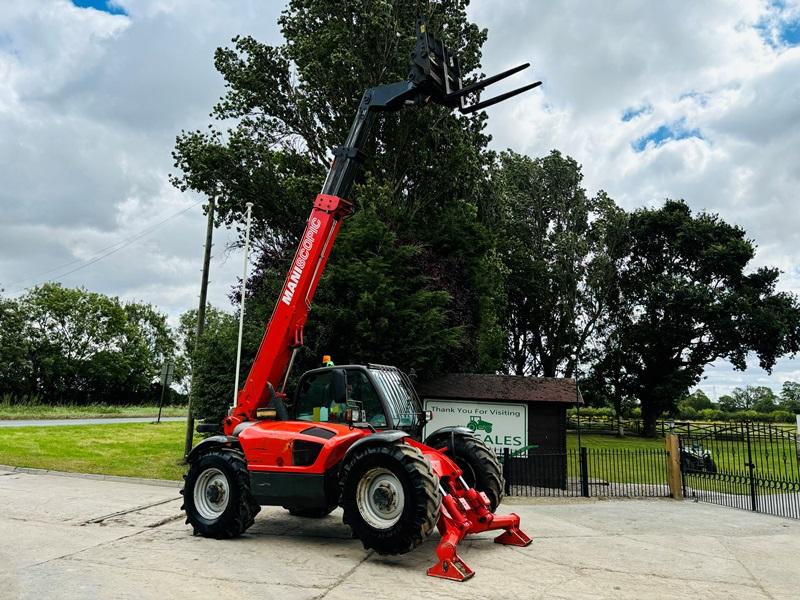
left=229, top=19, right=541, bottom=425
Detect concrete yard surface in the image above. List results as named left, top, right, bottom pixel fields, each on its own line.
left=1, top=467, right=798, bottom=599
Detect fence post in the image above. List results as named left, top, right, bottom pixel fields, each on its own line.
left=579, top=446, right=590, bottom=497
left=745, top=423, right=757, bottom=512
left=665, top=434, right=683, bottom=500
left=502, top=447, right=511, bottom=496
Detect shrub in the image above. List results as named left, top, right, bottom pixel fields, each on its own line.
left=698, top=408, right=725, bottom=422
left=770, top=410, right=794, bottom=423
left=730, top=410, right=759, bottom=422
left=594, top=407, right=616, bottom=419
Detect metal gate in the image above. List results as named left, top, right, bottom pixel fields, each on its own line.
left=679, top=421, right=800, bottom=519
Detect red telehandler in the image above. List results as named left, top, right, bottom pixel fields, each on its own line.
left=182, top=19, right=541, bottom=581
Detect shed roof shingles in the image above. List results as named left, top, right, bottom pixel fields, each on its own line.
left=416, top=373, right=584, bottom=405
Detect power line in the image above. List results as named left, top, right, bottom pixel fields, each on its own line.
left=5, top=200, right=205, bottom=293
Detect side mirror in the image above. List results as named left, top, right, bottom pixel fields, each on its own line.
left=332, top=368, right=347, bottom=404
left=424, top=410, right=434, bottom=423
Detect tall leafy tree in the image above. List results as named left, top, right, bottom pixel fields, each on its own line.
left=171, top=0, right=506, bottom=420
left=0, top=297, right=29, bottom=398
left=598, top=200, right=800, bottom=436
left=721, top=385, right=777, bottom=412
left=0, top=284, right=180, bottom=405
left=493, top=150, right=625, bottom=377
left=778, top=381, right=800, bottom=413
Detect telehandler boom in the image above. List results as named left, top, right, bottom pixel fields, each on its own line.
left=183, top=19, right=541, bottom=581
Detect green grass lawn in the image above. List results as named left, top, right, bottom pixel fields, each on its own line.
left=565, top=432, right=799, bottom=485
left=0, top=421, right=197, bottom=480
left=563, top=433, right=668, bottom=484
left=1, top=422, right=793, bottom=488
left=0, top=404, right=187, bottom=420
left=567, top=433, right=665, bottom=451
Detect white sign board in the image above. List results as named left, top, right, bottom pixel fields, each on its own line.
left=423, top=398, right=527, bottom=456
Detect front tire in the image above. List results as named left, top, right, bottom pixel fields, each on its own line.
left=340, top=442, right=440, bottom=555
left=438, top=433, right=504, bottom=511
left=181, top=449, right=260, bottom=538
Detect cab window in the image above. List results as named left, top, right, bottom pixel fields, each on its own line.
left=295, top=370, right=347, bottom=423
left=346, top=369, right=387, bottom=428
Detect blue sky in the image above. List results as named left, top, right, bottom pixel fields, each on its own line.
left=633, top=120, right=703, bottom=152
left=72, top=1, right=127, bottom=16
left=756, top=1, right=800, bottom=47
left=622, top=105, right=651, bottom=122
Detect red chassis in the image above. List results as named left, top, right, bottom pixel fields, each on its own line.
left=231, top=417, right=530, bottom=582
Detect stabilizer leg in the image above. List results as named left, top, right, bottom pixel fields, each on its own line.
left=428, top=498, right=474, bottom=581
left=427, top=553, right=475, bottom=581
left=489, top=512, right=533, bottom=547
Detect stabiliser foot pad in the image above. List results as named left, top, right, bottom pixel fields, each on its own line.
left=494, top=527, right=532, bottom=547
left=427, top=556, right=475, bottom=581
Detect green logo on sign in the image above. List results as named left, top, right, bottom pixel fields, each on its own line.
left=466, top=415, right=493, bottom=433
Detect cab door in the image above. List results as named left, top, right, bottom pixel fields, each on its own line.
left=345, top=368, right=388, bottom=428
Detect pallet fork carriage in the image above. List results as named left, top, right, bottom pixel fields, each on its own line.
left=183, top=19, right=540, bottom=581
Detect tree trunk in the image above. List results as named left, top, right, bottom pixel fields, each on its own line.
left=641, top=402, right=658, bottom=438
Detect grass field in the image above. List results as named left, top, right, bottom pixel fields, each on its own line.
left=567, top=433, right=664, bottom=450
left=0, top=404, right=187, bottom=420
left=0, top=422, right=196, bottom=480
left=565, top=432, right=799, bottom=485
left=0, top=423, right=794, bottom=488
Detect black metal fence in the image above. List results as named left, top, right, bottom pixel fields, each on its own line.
left=501, top=447, right=670, bottom=498
left=680, top=421, right=800, bottom=519
left=567, top=416, right=796, bottom=438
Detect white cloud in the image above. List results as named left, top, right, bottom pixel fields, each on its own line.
left=0, top=0, right=798, bottom=394
left=469, top=0, right=800, bottom=394
left=0, top=0, right=284, bottom=323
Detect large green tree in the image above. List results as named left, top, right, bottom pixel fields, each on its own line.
left=171, top=0, right=506, bottom=420
left=0, top=284, right=180, bottom=405
left=493, top=150, right=626, bottom=378
left=0, top=296, right=29, bottom=398
left=720, top=385, right=777, bottom=413
left=596, top=200, right=800, bottom=436
left=778, top=381, right=800, bottom=413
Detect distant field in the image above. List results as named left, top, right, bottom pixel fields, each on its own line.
left=0, top=423, right=793, bottom=488
left=566, top=432, right=799, bottom=485
left=0, top=421, right=195, bottom=480
left=0, top=404, right=187, bottom=420
left=567, top=433, right=664, bottom=451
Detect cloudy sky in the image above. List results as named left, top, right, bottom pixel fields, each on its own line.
left=1, top=0, right=799, bottom=397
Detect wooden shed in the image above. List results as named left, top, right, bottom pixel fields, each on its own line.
left=416, top=373, right=583, bottom=488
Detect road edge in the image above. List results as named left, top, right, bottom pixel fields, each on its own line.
left=0, top=463, right=180, bottom=488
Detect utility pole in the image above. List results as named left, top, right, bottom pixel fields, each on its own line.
left=233, top=202, right=255, bottom=412
left=184, top=197, right=216, bottom=459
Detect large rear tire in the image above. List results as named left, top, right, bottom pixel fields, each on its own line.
left=439, top=433, right=504, bottom=511
left=181, top=449, right=260, bottom=538
left=340, top=442, right=440, bottom=555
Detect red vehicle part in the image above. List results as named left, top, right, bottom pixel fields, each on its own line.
left=407, top=439, right=532, bottom=581
left=228, top=194, right=352, bottom=429
left=188, top=18, right=541, bottom=582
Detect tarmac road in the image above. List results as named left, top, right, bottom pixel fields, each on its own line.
left=1, top=466, right=798, bottom=599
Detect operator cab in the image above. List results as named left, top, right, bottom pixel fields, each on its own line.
left=293, top=364, right=425, bottom=434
